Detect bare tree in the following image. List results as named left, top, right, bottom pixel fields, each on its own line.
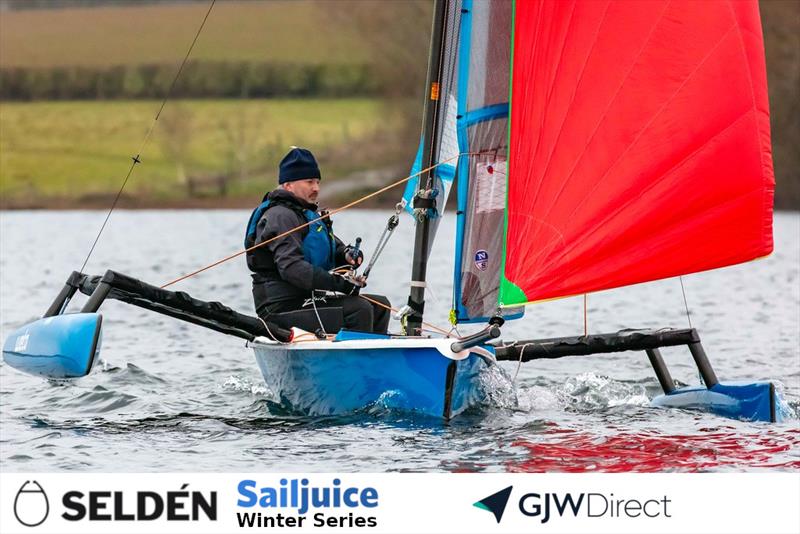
left=761, top=0, right=800, bottom=209
left=220, top=105, right=269, bottom=188
left=318, top=1, right=432, bottom=143
left=158, top=104, right=194, bottom=194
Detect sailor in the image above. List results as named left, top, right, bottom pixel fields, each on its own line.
left=246, top=147, right=391, bottom=334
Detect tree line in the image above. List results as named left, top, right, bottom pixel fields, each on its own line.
left=0, top=62, right=381, bottom=100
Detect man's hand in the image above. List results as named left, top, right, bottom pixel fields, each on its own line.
left=332, top=273, right=362, bottom=296
left=349, top=274, right=367, bottom=288
left=345, top=246, right=364, bottom=267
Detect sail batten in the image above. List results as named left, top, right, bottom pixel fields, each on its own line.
left=501, top=0, right=774, bottom=306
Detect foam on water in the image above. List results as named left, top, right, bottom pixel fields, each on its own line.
left=220, top=374, right=269, bottom=397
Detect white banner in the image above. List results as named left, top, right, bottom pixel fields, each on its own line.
left=1, top=473, right=798, bottom=534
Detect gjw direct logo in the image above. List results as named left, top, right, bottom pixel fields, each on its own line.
left=473, top=486, right=512, bottom=523
left=11, top=480, right=216, bottom=527
left=474, top=486, right=672, bottom=524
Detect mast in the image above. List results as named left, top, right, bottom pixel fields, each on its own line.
left=406, top=0, right=448, bottom=336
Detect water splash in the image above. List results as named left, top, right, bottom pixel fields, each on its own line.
left=773, top=381, right=799, bottom=420
left=559, top=372, right=650, bottom=411
left=512, top=372, right=650, bottom=414
left=477, top=364, right=518, bottom=409
left=220, top=375, right=268, bottom=397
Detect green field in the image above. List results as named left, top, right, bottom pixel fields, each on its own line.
left=0, top=98, right=402, bottom=204
left=0, top=1, right=369, bottom=68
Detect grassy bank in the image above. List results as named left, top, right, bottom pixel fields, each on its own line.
left=0, top=98, right=412, bottom=208
left=0, top=1, right=368, bottom=68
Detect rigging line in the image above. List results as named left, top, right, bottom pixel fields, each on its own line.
left=679, top=276, right=692, bottom=329
left=78, top=158, right=138, bottom=274
left=159, top=153, right=466, bottom=289
left=358, top=294, right=451, bottom=337
left=257, top=316, right=279, bottom=342
left=78, top=0, right=217, bottom=274
left=512, top=343, right=529, bottom=384
left=583, top=293, right=588, bottom=336
left=310, top=290, right=327, bottom=334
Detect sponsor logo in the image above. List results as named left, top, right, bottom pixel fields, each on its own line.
left=473, top=486, right=512, bottom=524
left=14, top=480, right=49, bottom=527
left=14, top=332, right=29, bottom=352
left=11, top=481, right=217, bottom=525
left=474, top=250, right=489, bottom=271
left=518, top=491, right=672, bottom=523
left=61, top=484, right=216, bottom=522
left=236, top=478, right=378, bottom=528
left=474, top=486, right=673, bottom=524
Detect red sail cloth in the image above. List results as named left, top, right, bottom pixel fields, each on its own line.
left=502, top=0, right=774, bottom=305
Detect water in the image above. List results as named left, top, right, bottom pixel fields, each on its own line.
left=1, top=209, right=798, bottom=472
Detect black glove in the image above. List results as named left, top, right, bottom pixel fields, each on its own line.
left=344, top=246, right=364, bottom=267
left=331, top=273, right=360, bottom=296
left=312, top=268, right=362, bottom=295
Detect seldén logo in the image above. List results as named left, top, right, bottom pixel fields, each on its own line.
left=10, top=479, right=217, bottom=527
left=473, top=486, right=512, bottom=523
left=14, top=481, right=50, bottom=527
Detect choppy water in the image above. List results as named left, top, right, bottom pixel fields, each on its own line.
left=1, top=209, right=798, bottom=472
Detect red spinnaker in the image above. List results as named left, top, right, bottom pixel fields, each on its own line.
left=501, top=0, right=774, bottom=306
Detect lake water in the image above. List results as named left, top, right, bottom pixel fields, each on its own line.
left=1, top=209, right=798, bottom=472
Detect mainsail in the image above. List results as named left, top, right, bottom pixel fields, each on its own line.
left=452, top=0, right=520, bottom=323
left=499, top=0, right=775, bottom=306
left=401, top=0, right=519, bottom=324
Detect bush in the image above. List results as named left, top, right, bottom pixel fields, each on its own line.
left=0, top=61, right=382, bottom=100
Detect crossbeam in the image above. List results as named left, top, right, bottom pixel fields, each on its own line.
left=494, top=328, right=699, bottom=360
left=494, top=328, right=720, bottom=395
left=49, top=270, right=292, bottom=342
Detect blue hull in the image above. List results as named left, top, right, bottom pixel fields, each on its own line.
left=651, top=381, right=780, bottom=422
left=251, top=336, right=493, bottom=418
left=2, top=313, right=103, bottom=379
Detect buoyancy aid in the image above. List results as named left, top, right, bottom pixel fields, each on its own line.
left=244, top=199, right=335, bottom=270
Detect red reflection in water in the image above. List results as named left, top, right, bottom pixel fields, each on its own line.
left=508, top=427, right=800, bottom=472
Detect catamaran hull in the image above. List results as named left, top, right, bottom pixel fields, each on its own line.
left=2, top=313, right=103, bottom=379
left=651, top=382, right=780, bottom=423
left=251, top=337, right=492, bottom=419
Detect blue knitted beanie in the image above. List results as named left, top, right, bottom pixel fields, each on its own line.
left=279, top=147, right=321, bottom=184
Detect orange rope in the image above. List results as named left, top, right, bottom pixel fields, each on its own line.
left=160, top=154, right=461, bottom=289
left=158, top=150, right=500, bottom=337
left=358, top=294, right=452, bottom=337
left=291, top=332, right=333, bottom=342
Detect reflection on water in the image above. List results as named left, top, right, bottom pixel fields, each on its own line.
left=508, top=428, right=800, bottom=472
left=1, top=210, right=798, bottom=472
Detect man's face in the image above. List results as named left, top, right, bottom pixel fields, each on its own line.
left=284, top=178, right=320, bottom=204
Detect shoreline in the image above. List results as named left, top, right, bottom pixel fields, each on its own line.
left=0, top=194, right=402, bottom=211
left=1, top=199, right=798, bottom=212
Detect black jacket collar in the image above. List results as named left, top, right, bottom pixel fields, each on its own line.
left=264, top=188, right=318, bottom=211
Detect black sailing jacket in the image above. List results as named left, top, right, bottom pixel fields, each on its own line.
left=246, top=189, right=351, bottom=316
